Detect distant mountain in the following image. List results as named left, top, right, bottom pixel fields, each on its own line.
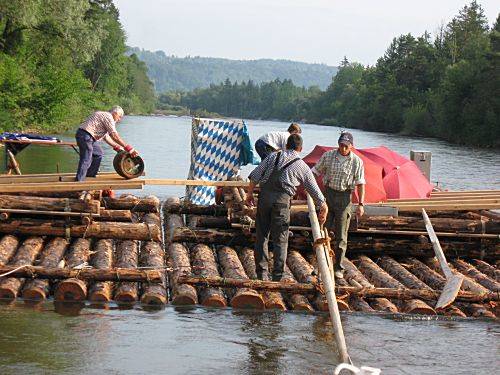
left=128, top=47, right=338, bottom=92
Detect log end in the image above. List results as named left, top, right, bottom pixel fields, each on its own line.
left=201, top=295, right=227, bottom=308
left=172, top=284, right=198, bottom=306
left=141, top=292, right=167, bottom=306
left=22, top=287, right=46, bottom=301
left=54, top=279, right=87, bottom=301
left=368, top=298, right=399, bottom=313
left=115, top=292, right=138, bottom=303
left=230, top=289, right=265, bottom=310
left=263, top=292, right=287, bottom=311
left=287, top=295, right=314, bottom=312
left=403, top=299, right=437, bottom=315
left=0, top=288, right=17, bottom=300
left=172, top=295, right=198, bottom=306
left=89, top=291, right=112, bottom=302
left=437, top=305, right=467, bottom=318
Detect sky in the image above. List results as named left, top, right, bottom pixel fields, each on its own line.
left=114, top=0, right=499, bottom=66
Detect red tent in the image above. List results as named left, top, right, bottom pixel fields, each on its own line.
left=300, top=145, right=387, bottom=203
left=383, top=162, right=433, bottom=199
left=358, top=146, right=410, bottom=176
left=358, top=146, right=433, bottom=198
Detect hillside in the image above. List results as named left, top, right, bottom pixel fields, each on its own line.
left=129, top=47, right=338, bottom=92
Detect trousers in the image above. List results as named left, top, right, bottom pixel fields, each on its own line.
left=75, top=128, right=103, bottom=182
left=254, top=139, right=275, bottom=161
left=325, top=187, right=352, bottom=271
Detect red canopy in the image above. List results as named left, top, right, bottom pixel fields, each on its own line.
left=358, top=146, right=410, bottom=176
left=357, top=146, right=433, bottom=198
left=300, top=145, right=387, bottom=203
left=383, top=162, right=433, bottom=199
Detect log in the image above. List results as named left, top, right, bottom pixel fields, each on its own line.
left=356, top=256, right=436, bottom=315
left=177, top=276, right=498, bottom=303
left=238, top=248, right=286, bottom=311
left=286, top=250, right=330, bottom=312
left=142, top=212, right=162, bottom=228
left=168, top=243, right=198, bottom=305
left=0, top=265, right=163, bottom=282
left=217, top=246, right=264, bottom=309
left=0, top=237, right=44, bottom=299
left=452, top=259, right=500, bottom=292
left=425, top=258, right=490, bottom=295
left=470, top=259, right=499, bottom=280
left=358, top=216, right=500, bottom=234
left=190, top=244, right=226, bottom=307
left=0, top=235, right=19, bottom=266
left=22, top=238, right=68, bottom=300
left=455, top=302, right=496, bottom=319
left=98, top=209, right=132, bottom=222
left=88, top=239, right=114, bottom=302
left=282, top=264, right=314, bottom=312
left=165, top=214, right=184, bottom=243
left=348, top=295, right=376, bottom=313
left=140, top=241, right=167, bottom=305
left=102, top=196, right=160, bottom=212
left=0, top=219, right=161, bottom=241
left=378, top=256, right=433, bottom=291
left=54, top=238, right=91, bottom=301
left=171, top=228, right=499, bottom=260
left=191, top=215, right=231, bottom=229
left=114, top=240, right=139, bottom=303
left=165, top=203, right=228, bottom=216
left=342, top=258, right=398, bottom=313
left=0, top=194, right=100, bottom=214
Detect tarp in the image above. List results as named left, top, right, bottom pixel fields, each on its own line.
left=186, top=118, right=254, bottom=205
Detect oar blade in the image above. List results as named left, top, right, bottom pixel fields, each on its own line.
left=436, top=274, right=464, bottom=309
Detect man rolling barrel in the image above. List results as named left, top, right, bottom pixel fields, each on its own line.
left=312, top=132, right=365, bottom=279
left=245, top=134, right=328, bottom=281
left=75, top=106, right=138, bottom=182
left=254, top=123, right=302, bottom=161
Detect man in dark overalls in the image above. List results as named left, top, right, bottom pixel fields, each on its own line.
left=246, top=134, right=328, bottom=281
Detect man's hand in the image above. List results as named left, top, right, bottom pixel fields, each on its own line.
left=245, top=194, right=255, bottom=207
left=356, top=204, right=365, bottom=219
left=318, top=202, right=328, bottom=225
left=124, top=144, right=138, bottom=158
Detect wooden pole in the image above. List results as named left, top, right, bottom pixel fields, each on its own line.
left=54, top=238, right=90, bottom=301
left=114, top=240, right=139, bottom=303
left=0, top=235, right=19, bottom=266
left=139, top=241, right=167, bottom=305
left=190, top=244, right=226, bottom=307
left=88, top=239, right=114, bottom=302
left=306, top=194, right=350, bottom=364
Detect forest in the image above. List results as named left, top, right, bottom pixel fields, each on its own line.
left=0, top=0, right=156, bottom=133
left=159, top=2, right=499, bottom=147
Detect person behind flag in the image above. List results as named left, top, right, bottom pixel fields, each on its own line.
left=254, top=123, right=301, bottom=161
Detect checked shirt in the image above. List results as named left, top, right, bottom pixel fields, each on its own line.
left=312, top=149, right=365, bottom=191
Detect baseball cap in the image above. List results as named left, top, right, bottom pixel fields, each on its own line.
left=338, top=132, right=353, bottom=146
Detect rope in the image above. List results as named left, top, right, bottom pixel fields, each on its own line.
left=0, top=264, right=28, bottom=278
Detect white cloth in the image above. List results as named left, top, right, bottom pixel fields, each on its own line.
left=258, top=131, right=289, bottom=151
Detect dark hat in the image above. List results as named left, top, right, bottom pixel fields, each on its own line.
left=338, top=132, right=353, bottom=146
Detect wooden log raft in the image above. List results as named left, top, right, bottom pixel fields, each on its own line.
left=452, top=259, right=500, bottom=292
left=140, top=241, right=167, bottom=305
left=0, top=219, right=161, bottom=241
left=168, top=243, right=198, bottom=305
left=165, top=213, right=184, bottom=244
left=356, top=256, right=436, bottom=315
left=171, top=228, right=499, bottom=260
left=88, top=239, right=114, bottom=302
left=238, top=248, right=286, bottom=311
left=190, top=244, right=226, bottom=307
left=22, top=237, right=68, bottom=300
left=54, top=238, right=91, bottom=301
left=102, top=196, right=160, bottom=212
left=165, top=202, right=228, bottom=216
left=0, top=194, right=100, bottom=214
left=0, top=235, right=19, bottom=266
left=342, top=258, right=398, bottom=313
left=217, top=246, right=264, bottom=309
left=0, top=237, right=44, bottom=299
left=114, top=240, right=139, bottom=303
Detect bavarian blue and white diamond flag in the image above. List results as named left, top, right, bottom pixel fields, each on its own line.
left=186, top=117, right=251, bottom=205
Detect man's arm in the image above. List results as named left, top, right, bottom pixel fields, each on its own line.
left=108, top=131, right=138, bottom=157
left=356, top=183, right=365, bottom=218
left=244, top=154, right=273, bottom=206
left=103, top=134, right=122, bottom=151
left=312, top=153, right=326, bottom=176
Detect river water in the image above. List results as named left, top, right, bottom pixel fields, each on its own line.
left=0, top=116, right=498, bottom=375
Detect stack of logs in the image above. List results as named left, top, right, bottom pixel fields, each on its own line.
left=0, top=194, right=167, bottom=305
left=165, top=196, right=498, bottom=318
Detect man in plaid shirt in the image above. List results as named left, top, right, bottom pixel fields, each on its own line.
left=312, top=132, right=365, bottom=279
left=246, top=134, right=328, bottom=281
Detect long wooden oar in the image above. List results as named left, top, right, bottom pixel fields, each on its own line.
left=422, top=208, right=464, bottom=309
left=307, top=194, right=351, bottom=364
